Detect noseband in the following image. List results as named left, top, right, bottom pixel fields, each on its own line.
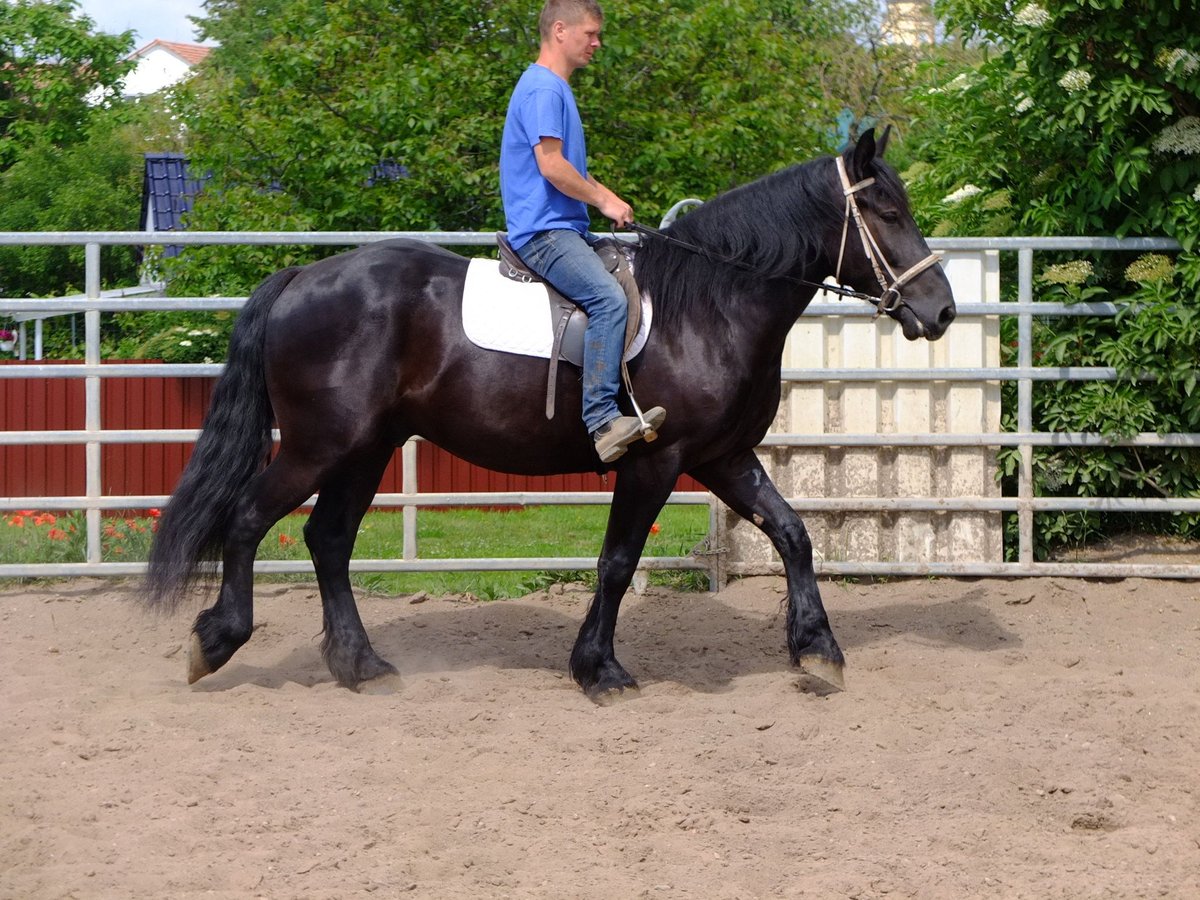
left=833, top=156, right=943, bottom=319
left=629, top=156, right=943, bottom=321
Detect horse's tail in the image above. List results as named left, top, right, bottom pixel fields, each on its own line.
left=144, top=267, right=301, bottom=611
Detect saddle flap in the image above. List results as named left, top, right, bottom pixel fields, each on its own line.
left=496, top=232, right=540, bottom=283
left=592, top=238, right=642, bottom=351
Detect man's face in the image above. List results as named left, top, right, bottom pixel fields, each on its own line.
left=560, top=15, right=602, bottom=69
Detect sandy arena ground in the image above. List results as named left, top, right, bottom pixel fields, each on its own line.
left=2, top=574, right=1199, bottom=899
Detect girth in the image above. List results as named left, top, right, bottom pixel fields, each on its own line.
left=496, top=233, right=643, bottom=420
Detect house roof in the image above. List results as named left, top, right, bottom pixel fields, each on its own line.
left=141, top=153, right=210, bottom=257
left=130, top=39, right=213, bottom=67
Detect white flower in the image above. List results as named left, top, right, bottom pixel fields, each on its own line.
left=1013, top=3, right=1050, bottom=27
left=1058, top=68, right=1092, bottom=93
left=1157, top=48, right=1200, bottom=76
left=179, top=340, right=193, bottom=347
left=943, top=184, right=983, bottom=204
left=1193, top=184, right=1200, bottom=202
left=1040, top=261, right=1093, bottom=286
left=187, top=329, right=204, bottom=336
left=1014, top=95, right=1035, bottom=114
left=930, top=72, right=973, bottom=94
left=1153, top=117, right=1200, bottom=156
left=1125, top=254, right=1175, bottom=285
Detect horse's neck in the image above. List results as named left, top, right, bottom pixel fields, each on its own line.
left=629, top=238, right=826, bottom=361
left=702, top=283, right=810, bottom=369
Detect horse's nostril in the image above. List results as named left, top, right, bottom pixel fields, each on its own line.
left=939, top=305, right=957, bottom=328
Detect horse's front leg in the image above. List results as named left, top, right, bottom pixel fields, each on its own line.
left=570, top=457, right=677, bottom=702
left=691, top=448, right=845, bottom=690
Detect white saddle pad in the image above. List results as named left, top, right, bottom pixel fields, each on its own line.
left=461, top=258, right=652, bottom=361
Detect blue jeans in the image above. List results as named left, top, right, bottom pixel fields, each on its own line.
left=517, top=229, right=627, bottom=434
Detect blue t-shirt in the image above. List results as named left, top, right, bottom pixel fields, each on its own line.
left=500, top=64, right=590, bottom=251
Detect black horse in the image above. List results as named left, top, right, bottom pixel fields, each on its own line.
left=146, top=130, right=955, bottom=699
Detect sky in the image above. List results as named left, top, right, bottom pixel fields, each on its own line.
left=74, top=0, right=210, bottom=48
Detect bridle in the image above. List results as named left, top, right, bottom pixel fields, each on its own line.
left=832, top=155, right=943, bottom=319
left=629, top=156, right=944, bottom=321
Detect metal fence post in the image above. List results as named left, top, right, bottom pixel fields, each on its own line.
left=1017, top=248, right=1035, bottom=567
left=84, top=243, right=102, bottom=564
left=402, top=439, right=418, bottom=561
left=706, top=494, right=725, bottom=591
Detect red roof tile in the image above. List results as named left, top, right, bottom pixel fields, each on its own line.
left=130, top=40, right=213, bottom=67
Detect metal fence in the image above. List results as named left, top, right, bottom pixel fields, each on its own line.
left=1, top=230, right=1197, bottom=582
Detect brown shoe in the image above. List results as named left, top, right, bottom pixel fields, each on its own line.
left=593, top=407, right=667, bottom=463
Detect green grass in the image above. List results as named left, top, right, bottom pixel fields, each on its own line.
left=2, top=504, right=712, bottom=598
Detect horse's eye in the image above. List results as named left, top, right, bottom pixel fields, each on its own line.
left=879, top=209, right=901, bottom=224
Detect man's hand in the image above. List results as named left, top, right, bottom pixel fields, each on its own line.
left=592, top=181, right=633, bottom=229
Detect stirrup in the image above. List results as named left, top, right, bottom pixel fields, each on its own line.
left=621, top=360, right=659, bottom=442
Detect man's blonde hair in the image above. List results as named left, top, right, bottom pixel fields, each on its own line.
left=539, top=0, right=603, bottom=41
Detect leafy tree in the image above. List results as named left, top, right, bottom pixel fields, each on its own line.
left=819, top=1, right=979, bottom=167
left=908, top=0, right=1198, bottom=240
left=0, top=95, right=187, bottom=356
left=0, top=102, right=172, bottom=292
left=0, top=1, right=146, bottom=355
left=0, top=0, right=134, bottom=170
left=906, top=0, right=1200, bottom=555
left=167, top=0, right=867, bottom=295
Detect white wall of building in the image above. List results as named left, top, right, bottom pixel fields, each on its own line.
left=122, top=45, right=195, bottom=97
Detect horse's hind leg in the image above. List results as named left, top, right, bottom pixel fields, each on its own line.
left=302, top=443, right=398, bottom=692
left=691, top=448, right=845, bottom=691
left=189, top=448, right=324, bottom=683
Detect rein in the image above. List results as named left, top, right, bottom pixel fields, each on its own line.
left=629, top=157, right=943, bottom=320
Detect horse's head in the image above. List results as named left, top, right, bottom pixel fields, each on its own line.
left=834, top=128, right=956, bottom=341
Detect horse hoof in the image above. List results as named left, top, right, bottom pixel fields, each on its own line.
left=186, top=633, right=212, bottom=684
left=588, top=684, right=640, bottom=707
left=797, top=655, right=845, bottom=693
left=354, top=671, right=403, bottom=695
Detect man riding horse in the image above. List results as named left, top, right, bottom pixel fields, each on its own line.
left=500, top=0, right=666, bottom=463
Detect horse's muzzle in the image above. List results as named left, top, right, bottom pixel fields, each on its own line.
left=897, top=300, right=955, bottom=341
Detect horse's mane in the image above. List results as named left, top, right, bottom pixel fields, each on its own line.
left=634, top=153, right=909, bottom=332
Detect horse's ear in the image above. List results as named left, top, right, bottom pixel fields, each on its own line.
left=851, top=127, right=878, bottom=180
left=877, top=124, right=892, bottom=158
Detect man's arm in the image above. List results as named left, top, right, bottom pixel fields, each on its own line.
left=533, top=137, right=633, bottom=228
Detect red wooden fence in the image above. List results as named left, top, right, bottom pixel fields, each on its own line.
left=1, top=360, right=700, bottom=501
